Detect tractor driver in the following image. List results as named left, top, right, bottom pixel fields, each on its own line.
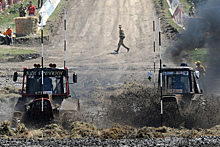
left=44, top=77, right=53, bottom=91
left=172, top=76, right=185, bottom=93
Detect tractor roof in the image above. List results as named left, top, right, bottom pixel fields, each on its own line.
left=161, top=66, right=194, bottom=72
left=24, top=68, right=68, bottom=77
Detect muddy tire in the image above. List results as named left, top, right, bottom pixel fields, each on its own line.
left=12, top=112, right=23, bottom=128
left=12, top=117, right=20, bottom=128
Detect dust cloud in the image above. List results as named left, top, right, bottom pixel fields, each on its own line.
left=165, top=0, right=220, bottom=94
left=105, top=83, right=220, bottom=129
left=0, top=86, right=21, bottom=123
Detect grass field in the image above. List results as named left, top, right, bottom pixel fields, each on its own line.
left=0, top=0, right=209, bottom=63
left=0, top=0, right=67, bottom=32
left=0, top=47, right=38, bottom=58
left=186, top=48, right=209, bottom=63
left=0, top=0, right=61, bottom=59
left=0, top=0, right=40, bottom=32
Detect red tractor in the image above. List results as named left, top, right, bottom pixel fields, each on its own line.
left=13, top=63, right=79, bottom=128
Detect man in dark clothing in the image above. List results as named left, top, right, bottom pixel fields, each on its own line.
left=19, top=3, right=26, bottom=17
left=114, top=25, right=130, bottom=53
left=172, top=76, right=185, bottom=93
left=38, top=0, right=43, bottom=8
left=189, top=3, right=195, bottom=17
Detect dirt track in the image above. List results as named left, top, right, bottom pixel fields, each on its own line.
left=0, top=0, right=166, bottom=128
left=50, top=0, right=166, bottom=90
left=0, top=0, right=219, bottom=132
left=0, top=0, right=164, bottom=89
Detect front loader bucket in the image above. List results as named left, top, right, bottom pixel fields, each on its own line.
left=58, top=98, right=81, bottom=129
left=163, top=94, right=181, bottom=108
left=163, top=96, right=179, bottom=112
left=59, top=111, right=81, bottom=129
left=162, top=95, right=182, bottom=127
left=163, top=94, right=195, bottom=116
left=60, top=98, right=80, bottom=112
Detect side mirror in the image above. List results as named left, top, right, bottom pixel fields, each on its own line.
left=73, top=72, right=77, bottom=83
left=195, top=71, right=200, bottom=79
left=13, top=72, right=18, bottom=82
left=148, top=71, right=152, bottom=81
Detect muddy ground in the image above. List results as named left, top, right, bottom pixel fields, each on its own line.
left=0, top=0, right=219, bottom=140
left=0, top=82, right=219, bottom=140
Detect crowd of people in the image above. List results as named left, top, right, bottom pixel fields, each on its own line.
left=0, top=0, right=43, bottom=14
left=18, top=1, right=36, bottom=17
left=0, top=1, right=39, bottom=45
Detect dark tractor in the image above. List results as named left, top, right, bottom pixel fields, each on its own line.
left=159, top=63, right=204, bottom=115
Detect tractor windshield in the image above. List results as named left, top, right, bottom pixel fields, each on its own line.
left=25, top=76, right=66, bottom=95
left=165, top=71, right=190, bottom=94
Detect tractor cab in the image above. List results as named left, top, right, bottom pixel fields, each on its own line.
left=159, top=64, right=201, bottom=95
left=22, top=64, right=70, bottom=98
left=25, top=71, right=66, bottom=96
left=13, top=63, right=78, bottom=123
left=159, top=64, right=202, bottom=107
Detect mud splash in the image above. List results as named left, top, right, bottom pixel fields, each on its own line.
left=0, top=83, right=219, bottom=139
left=0, top=121, right=219, bottom=139
left=105, top=82, right=220, bottom=129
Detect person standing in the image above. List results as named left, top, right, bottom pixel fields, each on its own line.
left=19, top=3, right=26, bottom=17
left=195, top=61, right=206, bottom=90
left=195, top=61, right=206, bottom=78
left=189, top=3, right=195, bottom=17
left=114, top=25, right=130, bottom=54
left=5, top=26, right=13, bottom=45
left=2, top=0, right=6, bottom=11
left=0, top=2, right=2, bottom=13
left=27, top=1, right=36, bottom=16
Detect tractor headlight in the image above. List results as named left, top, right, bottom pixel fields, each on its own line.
left=26, top=105, right=30, bottom=111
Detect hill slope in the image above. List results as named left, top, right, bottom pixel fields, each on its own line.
left=48, top=0, right=164, bottom=92
left=0, top=0, right=167, bottom=91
